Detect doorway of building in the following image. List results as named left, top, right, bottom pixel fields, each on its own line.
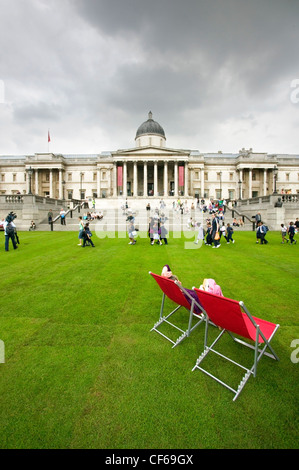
left=148, top=183, right=154, bottom=196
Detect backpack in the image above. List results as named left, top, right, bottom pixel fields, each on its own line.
left=6, top=222, right=14, bottom=236
left=200, top=278, right=223, bottom=296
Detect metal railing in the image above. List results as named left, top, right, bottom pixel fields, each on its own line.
left=50, top=201, right=86, bottom=231
left=224, top=204, right=256, bottom=231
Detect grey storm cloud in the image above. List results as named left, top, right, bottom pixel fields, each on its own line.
left=0, top=0, right=299, bottom=155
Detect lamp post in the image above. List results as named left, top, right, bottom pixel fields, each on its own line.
left=80, top=172, right=83, bottom=200
left=62, top=180, right=65, bottom=200
left=27, top=166, right=33, bottom=195
left=273, top=166, right=278, bottom=194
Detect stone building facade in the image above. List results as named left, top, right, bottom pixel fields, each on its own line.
left=1, top=112, right=299, bottom=201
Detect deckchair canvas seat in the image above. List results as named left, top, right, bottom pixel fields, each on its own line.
left=149, top=272, right=205, bottom=348
left=192, top=288, right=280, bottom=401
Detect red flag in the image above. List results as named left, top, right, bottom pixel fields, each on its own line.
left=48, top=130, right=51, bottom=143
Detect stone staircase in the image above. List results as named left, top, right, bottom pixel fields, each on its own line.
left=33, top=206, right=253, bottom=233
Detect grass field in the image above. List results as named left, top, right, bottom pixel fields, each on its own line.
left=0, top=229, right=298, bottom=449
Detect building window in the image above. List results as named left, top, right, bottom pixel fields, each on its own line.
left=228, top=189, right=234, bottom=200
left=68, top=173, right=72, bottom=182
left=13, top=173, right=17, bottom=182
left=102, top=171, right=106, bottom=180
left=93, top=172, right=97, bottom=182
left=68, top=190, right=73, bottom=200
left=286, top=173, right=290, bottom=181
left=252, top=191, right=259, bottom=197
left=1, top=174, right=5, bottom=182
left=204, top=172, right=208, bottom=181
left=229, top=173, right=234, bottom=181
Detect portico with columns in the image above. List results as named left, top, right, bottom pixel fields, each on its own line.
left=112, top=150, right=190, bottom=198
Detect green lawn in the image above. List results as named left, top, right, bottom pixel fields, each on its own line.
left=0, top=230, right=298, bottom=449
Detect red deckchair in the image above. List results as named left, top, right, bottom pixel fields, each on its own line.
left=149, top=272, right=205, bottom=347
left=192, top=288, right=280, bottom=401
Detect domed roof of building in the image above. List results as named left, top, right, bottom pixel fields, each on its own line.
left=135, top=111, right=166, bottom=139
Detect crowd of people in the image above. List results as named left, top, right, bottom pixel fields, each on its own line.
left=2, top=198, right=298, bottom=251
left=124, top=200, right=299, bottom=248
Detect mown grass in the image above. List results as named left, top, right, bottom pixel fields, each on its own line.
left=0, top=229, right=298, bottom=449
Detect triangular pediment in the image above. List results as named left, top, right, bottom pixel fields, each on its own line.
left=112, top=145, right=190, bottom=159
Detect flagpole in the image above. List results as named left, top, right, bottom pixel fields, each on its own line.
left=48, top=129, right=50, bottom=153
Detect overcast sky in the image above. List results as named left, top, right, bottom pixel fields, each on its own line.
left=0, top=0, right=298, bottom=156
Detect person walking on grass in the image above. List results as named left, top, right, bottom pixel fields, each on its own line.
left=82, top=223, right=95, bottom=247
left=194, top=222, right=205, bottom=245
left=257, top=221, right=268, bottom=244
left=224, top=223, right=235, bottom=244
left=152, top=222, right=162, bottom=245
left=78, top=216, right=84, bottom=246
left=160, top=222, right=168, bottom=245
left=288, top=222, right=297, bottom=245
left=280, top=223, right=289, bottom=244
left=3, top=215, right=18, bottom=252
left=128, top=221, right=137, bottom=245
left=211, top=213, right=220, bottom=248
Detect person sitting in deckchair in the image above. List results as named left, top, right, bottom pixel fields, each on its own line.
left=161, top=265, right=181, bottom=282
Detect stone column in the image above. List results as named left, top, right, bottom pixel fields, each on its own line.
left=58, top=169, right=63, bottom=199
left=97, top=168, right=101, bottom=198
left=239, top=169, right=243, bottom=200
left=133, top=161, right=138, bottom=197
left=113, top=163, right=117, bottom=197
left=174, top=162, right=178, bottom=197
left=154, top=161, right=158, bottom=196
left=248, top=168, right=252, bottom=199
left=143, top=162, right=147, bottom=197
left=190, top=167, right=194, bottom=198
left=164, top=161, right=168, bottom=196
left=263, top=169, right=267, bottom=196
left=201, top=168, right=204, bottom=198
left=35, top=169, right=39, bottom=195
left=49, top=170, right=53, bottom=198
left=123, top=161, right=127, bottom=197
left=184, top=163, right=189, bottom=197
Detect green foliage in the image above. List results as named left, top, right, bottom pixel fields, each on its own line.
left=0, top=230, right=298, bottom=449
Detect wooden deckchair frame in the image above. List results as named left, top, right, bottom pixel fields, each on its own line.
left=149, top=272, right=205, bottom=348
left=192, top=288, right=280, bottom=401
